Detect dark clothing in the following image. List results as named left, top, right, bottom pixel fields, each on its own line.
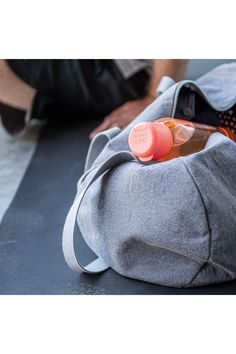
left=7, top=60, right=150, bottom=121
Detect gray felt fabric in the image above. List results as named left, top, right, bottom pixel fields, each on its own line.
left=66, top=63, right=236, bottom=287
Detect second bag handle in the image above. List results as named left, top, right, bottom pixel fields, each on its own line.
left=62, top=151, right=136, bottom=273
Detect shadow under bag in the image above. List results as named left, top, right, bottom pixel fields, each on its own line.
left=62, top=63, right=236, bottom=288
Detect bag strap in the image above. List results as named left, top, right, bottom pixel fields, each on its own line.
left=63, top=127, right=121, bottom=274
left=84, top=127, right=121, bottom=172
left=62, top=151, right=136, bottom=273
left=157, top=76, right=176, bottom=96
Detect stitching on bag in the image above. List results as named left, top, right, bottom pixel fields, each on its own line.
left=183, top=160, right=235, bottom=285
left=135, top=238, right=206, bottom=264
left=182, top=160, right=235, bottom=285
left=185, top=260, right=235, bottom=287
left=115, top=237, right=205, bottom=288
left=208, top=260, right=235, bottom=278
left=181, top=160, right=212, bottom=286
left=186, top=263, right=207, bottom=286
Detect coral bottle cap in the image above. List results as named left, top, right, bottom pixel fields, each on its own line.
left=129, top=121, right=173, bottom=161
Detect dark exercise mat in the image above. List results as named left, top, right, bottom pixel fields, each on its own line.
left=0, top=118, right=236, bottom=295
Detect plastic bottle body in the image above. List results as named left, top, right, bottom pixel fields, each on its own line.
left=158, top=118, right=216, bottom=162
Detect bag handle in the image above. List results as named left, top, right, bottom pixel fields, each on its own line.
left=63, top=127, right=134, bottom=273
left=62, top=151, right=136, bottom=273
left=84, top=127, right=121, bottom=171
left=157, top=76, right=176, bottom=96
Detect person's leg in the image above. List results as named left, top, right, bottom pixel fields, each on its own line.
left=0, top=59, right=36, bottom=110
left=0, top=60, right=58, bottom=135
left=1, top=59, right=92, bottom=125
left=0, top=60, right=38, bottom=135
left=0, top=59, right=151, bottom=135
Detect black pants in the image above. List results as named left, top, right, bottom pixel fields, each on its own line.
left=7, top=60, right=150, bottom=121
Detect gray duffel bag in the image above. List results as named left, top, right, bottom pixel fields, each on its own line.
left=62, top=63, right=236, bottom=288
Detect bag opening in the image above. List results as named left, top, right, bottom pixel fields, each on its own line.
left=174, top=86, right=236, bottom=134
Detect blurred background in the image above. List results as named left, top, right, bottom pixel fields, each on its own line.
left=187, top=59, right=234, bottom=79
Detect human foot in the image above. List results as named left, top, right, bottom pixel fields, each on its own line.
left=0, top=102, right=28, bottom=135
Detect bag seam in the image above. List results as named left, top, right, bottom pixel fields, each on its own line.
left=182, top=160, right=235, bottom=285
left=181, top=159, right=212, bottom=286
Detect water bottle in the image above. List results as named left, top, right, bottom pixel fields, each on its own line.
left=128, top=118, right=236, bottom=162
